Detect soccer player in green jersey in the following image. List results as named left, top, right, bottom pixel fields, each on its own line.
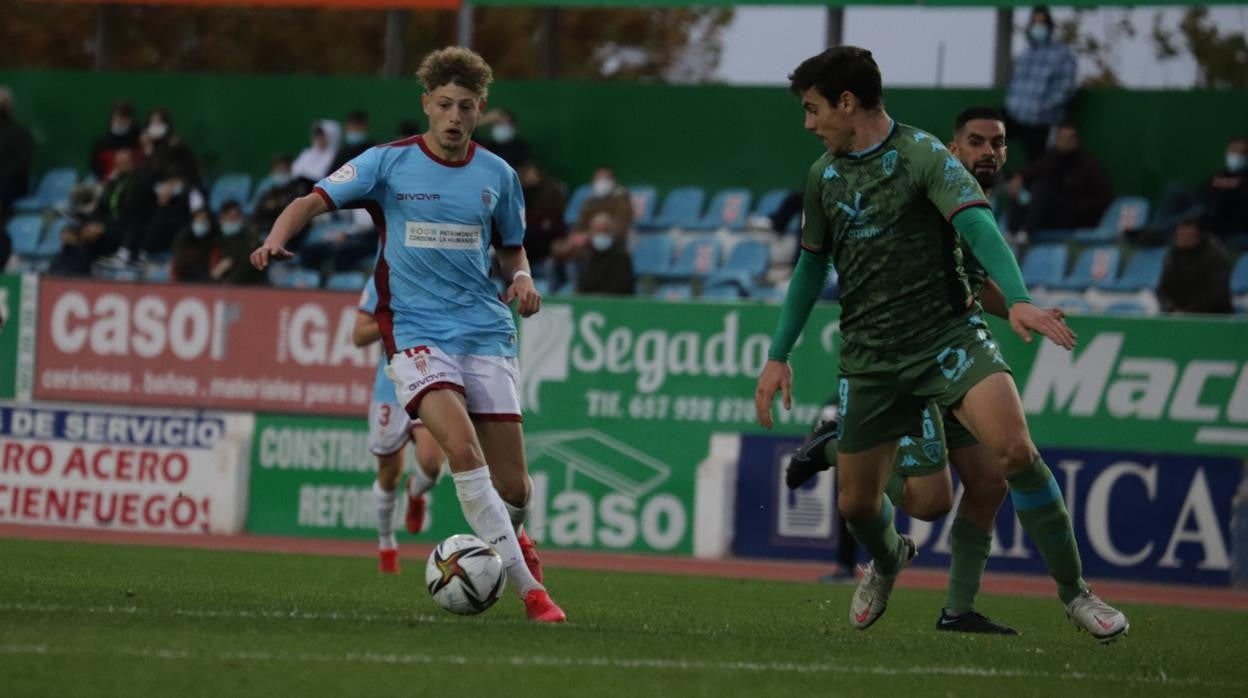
left=788, top=107, right=1071, bottom=635
left=755, top=47, right=1128, bottom=643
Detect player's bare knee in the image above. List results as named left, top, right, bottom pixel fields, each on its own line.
left=443, top=442, right=486, bottom=472
left=996, top=436, right=1037, bottom=475
left=490, top=470, right=529, bottom=507
left=908, top=493, right=953, bottom=522
left=837, top=490, right=878, bottom=521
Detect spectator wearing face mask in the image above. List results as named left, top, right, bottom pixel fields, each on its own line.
left=1006, top=121, right=1111, bottom=235
left=172, top=208, right=220, bottom=283
left=1157, top=214, right=1234, bottom=314
left=1200, top=137, right=1248, bottom=236
left=575, top=212, right=635, bottom=296
left=1004, top=6, right=1077, bottom=164
left=573, top=167, right=634, bottom=237
left=516, top=162, right=568, bottom=271
left=252, top=155, right=311, bottom=234
left=292, top=120, right=341, bottom=183
left=480, top=109, right=530, bottom=168
left=211, top=201, right=266, bottom=285
left=332, top=110, right=375, bottom=171
left=89, top=100, right=142, bottom=180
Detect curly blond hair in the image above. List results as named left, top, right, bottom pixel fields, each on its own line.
left=416, top=47, right=493, bottom=97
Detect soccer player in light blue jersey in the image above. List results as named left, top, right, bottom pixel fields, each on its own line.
left=252, top=47, right=565, bottom=623
left=354, top=277, right=447, bottom=575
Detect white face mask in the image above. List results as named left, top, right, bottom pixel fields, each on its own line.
left=592, top=178, right=614, bottom=197
left=147, top=122, right=169, bottom=140
left=1028, top=24, right=1051, bottom=44
left=1227, top=152, right=1247, bottom=173
left=591, top=233, right=614, bottom=252
left=191, top=221, right=211, bottom=238
left=221, top=221, right=243, bottom=237
left=491, top=124, right=515, bottom=144
left=111, top=120, right=131, bottom=136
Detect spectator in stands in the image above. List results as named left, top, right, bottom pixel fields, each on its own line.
left=291, top=120, right=340, bottom=183
left=89, top=100, right=141, bottom=180
left=575, top=212, right=635, bottom=296
left=1200, top=136, right=1248, bottom=237
left=574, top=167, right=633, bottom=236
left=64, top=148, right=142, bottom=271
left=0, top=86, right=35, bottom=221
left=480, top=109, right=530, bottom=168
left=1157, top=213, right=1233, bottom=314
left=48, top=221, right=94, bottom=276
left=517, top=162, right=568, bottom=273
left=1004, top=6, right=1077, bottom=164
left=171, top=207, right=219, bottom=283
left=211, top=201, right=265, bottom=285
left=298, top=209, right=378, bottom=274
left=1006, top=122, right=1111, bottom=235
left=252, top=155, right=310, bottom=235
left=332, top=110, right=375, bottom=171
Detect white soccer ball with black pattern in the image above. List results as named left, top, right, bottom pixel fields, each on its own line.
left=425, top=534, right=506, bottom=615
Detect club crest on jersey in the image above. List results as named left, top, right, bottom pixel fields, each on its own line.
left=882, top=150, right=898, bottom=177
left=328, top=163, right=356, bottom=183
left=823, top=164, right=839, bottom=180
left=481, top=188, right=497, bottom=211
left=923, top=441, right=943, bottom=464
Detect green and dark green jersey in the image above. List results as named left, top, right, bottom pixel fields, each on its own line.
left=801, top=121, right=990, bottom=351
left=962, top=246, right=987, bottom=298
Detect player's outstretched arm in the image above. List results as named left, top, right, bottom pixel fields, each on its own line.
left=979, top=279, right=1065, bottom=324
left=755, top=249, right=831, bottom=429
left=952, top=207, right=1075, bottom=349
left=250, top=193, right=329, bottom=270
left=496, top=246, right=541, bottom=318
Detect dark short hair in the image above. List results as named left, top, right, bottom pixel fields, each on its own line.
left=347, top=110, right=368, bottom=124
left=220, top=200, right=242, bottom=214
left=788, top=46, right=883, bottom=110
left=954, top=106, right=1005, bottom=134
left=112, top=100, right=134, bottom=118
left=1056, top=120, right=1079, bottom=132
left=271, top=154, right=292, bottom=168
left=1031, top=5, right=1055, bottom=29
left=1229, top=136, right=1248, bottom=147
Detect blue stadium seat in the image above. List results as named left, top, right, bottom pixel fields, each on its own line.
left=145, top=265, right=172, bottom=283
left=1054, top=296, right=1092, bottom=314
left=6, top=215, right=43, bottom=257
left=13, top=168, right=78, bottom=213
left=533, top=277, right=552, bottom=296
left=705, top=240, right=769, bottom=291
left=274, top=269, right=321, bottom=289
left=96, top=266, right=141, bottom=283
left=629, top=185, right=658, bottom=229
left=1072, top=196, right=1151, bottom=243
left=653, top=283, right=693, bottom=300
left=1231, top=254, right=1248, bottom=295
left=37, top=219, right=72, bottom=257
left=300, top=221, right=345, bottom=250
left=691, top=189, right=752, bottom=231
left=1107, top=247, right=1167, bottom=292
left=1020, top=244, right=1068, bottom=288
left=648, top=187, right=706, bottom=230
left=563, top=184, right=592, bottom=226
left=1104, top=299, right=1148, bottom=315
left=700, top=284, right=744, bottom=300
left=752, top=285, right=786, bottom=303
left=326, top=270, right=367, bottom=291
left=1053, top=246, right=1121, bottom=291
left=210, top=173, right=253, bottom=213
left=659, top=235, right=722, bottom=279
left=752, top=189, right=790, bottom=220
left=632, top=234, right=675, bottom=277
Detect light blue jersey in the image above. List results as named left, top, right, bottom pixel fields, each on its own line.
left=358, top=279, right=398, bottom=404
left=316, top=136, right=525, bottom=358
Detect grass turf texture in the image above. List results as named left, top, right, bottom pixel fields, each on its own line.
left=1, top=539, right=1244, bottom=697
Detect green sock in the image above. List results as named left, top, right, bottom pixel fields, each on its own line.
left=884, top=472, right=906, bottom=509
left=845, top=497, right=905, bottom=577
left=944, top=517, right=991, bottom=615
left=1007, top=457, right=1086, bottom=604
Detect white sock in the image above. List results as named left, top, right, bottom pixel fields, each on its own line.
left=408, top=463, right=440, bottom=498
left=453, top=468, right=542, bottom=596
left=373, top=480, right=397, bottom=551
left=502, top=475, right=532, bottom=532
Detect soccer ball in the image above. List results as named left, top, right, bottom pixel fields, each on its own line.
left=425, top=534, right=506, bottom=615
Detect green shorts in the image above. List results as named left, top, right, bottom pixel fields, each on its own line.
left=893, top=405, right=979, bottom=478
left=838, top=313, right=1009, bottom=454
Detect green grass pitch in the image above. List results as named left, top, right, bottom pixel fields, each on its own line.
left=1, top=539, right=1244, bottom=697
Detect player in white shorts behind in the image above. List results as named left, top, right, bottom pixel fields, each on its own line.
left=354, top=277, right=446, bottom=574
left=251, top=46, right=564, bottom=622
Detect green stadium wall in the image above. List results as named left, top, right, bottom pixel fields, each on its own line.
left=2, top=69, right=1244, bottom=202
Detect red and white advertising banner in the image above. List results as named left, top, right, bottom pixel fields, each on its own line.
left=0, top=402, right=253, bottom=534
left=34, top=278, right=378, bottom=416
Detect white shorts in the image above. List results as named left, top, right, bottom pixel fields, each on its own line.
left=368, top=400, right=421, bottom=456
left=387, top=344, right=522, bottom=422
